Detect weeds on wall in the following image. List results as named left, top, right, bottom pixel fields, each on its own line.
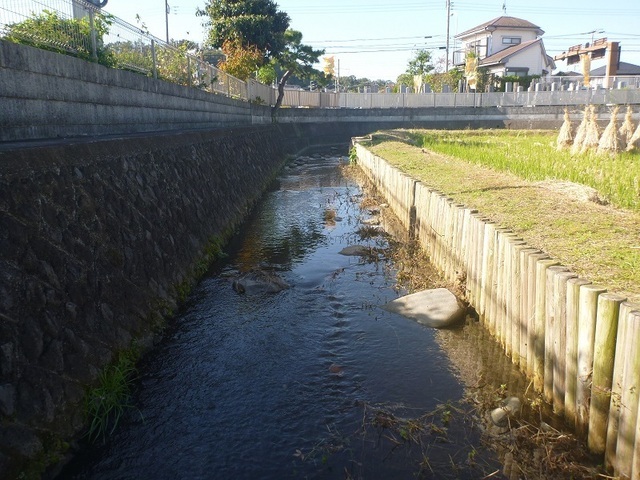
left=85, top=349, right=140, bottom=443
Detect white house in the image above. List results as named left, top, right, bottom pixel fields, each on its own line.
left=454, top=16, right=555, bottom=80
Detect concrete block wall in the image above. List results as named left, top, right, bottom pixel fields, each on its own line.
left=0, top=40, right=272, bottom=142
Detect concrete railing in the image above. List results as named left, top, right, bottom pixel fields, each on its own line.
left=354, top=143, right=640, bottom=479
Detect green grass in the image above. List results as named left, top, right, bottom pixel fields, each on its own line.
left=85, top=350, right=139, bottom=443
left=404, top=129, right=640, bottom=211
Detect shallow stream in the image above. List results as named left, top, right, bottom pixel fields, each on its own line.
left=60, top=150, right=513, bottom=479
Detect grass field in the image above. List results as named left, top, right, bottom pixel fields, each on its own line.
left=364, top=129, right=640, bottom=303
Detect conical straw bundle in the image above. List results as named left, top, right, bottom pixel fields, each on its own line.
left=570, top=105, right=590, bottom=155
left=627, top=121, right=640, bottom=151
left=580, top=105, right=600, bottom=154
left=556, top=108, right=574, bottom=151
left=618, top=105, right=635, bottom=149
left=597, top=106, right=622, bottom=155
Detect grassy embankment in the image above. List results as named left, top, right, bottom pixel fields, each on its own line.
left=364, top=129, right=640, bottom=303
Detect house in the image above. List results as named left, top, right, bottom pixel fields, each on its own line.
left=590, top=61, right=640, bottom=77
left=454, top=16, right=555, bottom=82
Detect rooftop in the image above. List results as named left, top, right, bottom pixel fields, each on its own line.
left=456, top=16, right=544, bottom=38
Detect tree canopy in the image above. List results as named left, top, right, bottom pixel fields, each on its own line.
left=197, top=0, right=290, bottom=60
left=406, top=49, right=435, bottom=76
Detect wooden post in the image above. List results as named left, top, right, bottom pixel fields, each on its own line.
left=466, top=212, right=481, bottom=305
left=576, top=284, right=607, bottom=438
left=509, top=243, right=530, bottom=366
left=608, top=305, right=640, bottom=476
left=504, top=238, right=525, bottom=358
left=533, top=259, right=559, bottom=392
left=526, top=253, right=550, bottom=378
left=491, top=229, right=512, bottom=341
left=470, top=213, right=485, bottom=308
left=565, top=278, right=591, bottom=427
left=518, top=248, right=540, bottom=371
left=552, top=270, right=577, bottom=415
left=544, top=266, right=569, bottom=403
left=588, top=293, right=626, bottom=454
left=479, top=222, right=497, bottom=328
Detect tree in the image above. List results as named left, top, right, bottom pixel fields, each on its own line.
left=197, top=0, right=290, bottom=61
left=217, top=37, right=263, bottom=80
left=271, top=29, right=325, bottom=112
left=406, top=49, right=435, bottom=76
left=397, top=49, right=435, bottom=92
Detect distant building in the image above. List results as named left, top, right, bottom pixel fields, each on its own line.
left=454, top=16, right=555, bottom=80
left=590, top=61, right=640, bottom=76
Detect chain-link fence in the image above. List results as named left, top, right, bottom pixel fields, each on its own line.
left=0, top=0, right=249, bottom=99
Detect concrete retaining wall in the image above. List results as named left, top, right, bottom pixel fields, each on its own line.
left=354, top=143, right=640, bottom=479
left=0, top=40, right=272, bottom=142
left=1, top=40, right=580, bottom=144
left=0, top=126, right=292, bottom=478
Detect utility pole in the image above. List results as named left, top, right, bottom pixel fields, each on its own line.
left=165, top=0, right=170, bottom=43
left=445, top=0, right=451, bottom=72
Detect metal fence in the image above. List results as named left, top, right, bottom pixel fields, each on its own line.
left=279, top=89, right=640, bottom=109
left=3, top=0, right=640, bottom=110
left=0, top=0, right=248, bottom=99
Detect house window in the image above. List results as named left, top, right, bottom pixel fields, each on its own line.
left=502, top=37, right=521, bottom=45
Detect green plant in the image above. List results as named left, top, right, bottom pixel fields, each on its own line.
left=3, top=9, right=115, bottom=66
left=349, top=147, right=358, bottom=165
left=85, top=350, right=139, bottom=442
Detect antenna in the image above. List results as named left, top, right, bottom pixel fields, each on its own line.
left=502, top=0, right=507, bottom=14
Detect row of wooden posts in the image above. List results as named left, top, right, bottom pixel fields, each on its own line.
left=354, top=142, right=640, bottom=479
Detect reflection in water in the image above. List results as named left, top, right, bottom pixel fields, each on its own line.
left=60, top=151, right=503, bottom=480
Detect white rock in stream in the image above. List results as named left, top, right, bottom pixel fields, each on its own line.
left=382, top=288, right=465, bottom=329
left=490, top=397, right=522, bottom=427
left=339, top=245, right=371, bottom=256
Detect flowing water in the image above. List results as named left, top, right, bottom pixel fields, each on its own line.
left=59, top=150, right=508, bottom=480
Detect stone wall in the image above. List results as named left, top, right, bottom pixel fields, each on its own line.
left=0, top=126, right=289, bottom=478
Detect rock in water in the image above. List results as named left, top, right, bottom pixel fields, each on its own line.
left=382, top=288, right=465, bottom=328
left=339, top=245, right=370, bottom=256
left=490, top=397, right=522, bottom=427
left=232, top=270, right=289, bottom=295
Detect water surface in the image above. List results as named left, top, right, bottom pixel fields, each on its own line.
left=61, top=151, right=501, bottom=479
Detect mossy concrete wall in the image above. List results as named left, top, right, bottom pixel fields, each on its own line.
left=0, top=126, right=291, bottom=478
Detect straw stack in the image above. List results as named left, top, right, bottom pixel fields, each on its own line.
left=570, top=105, right=590, bottom=155
left=597, top=106, right=622, bottom=156
left=618, top=106, right=635, bottom=149
left=556, top=108, right=574, bottom=151
left=581, top=105, right=600, bottom=154
left=627, top=118, right=640, bottom=151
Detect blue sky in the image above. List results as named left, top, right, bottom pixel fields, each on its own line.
left=103, top=0, right=640, bottom=81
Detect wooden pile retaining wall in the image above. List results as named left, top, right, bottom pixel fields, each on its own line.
left=354, top=142, right=640, bottom=479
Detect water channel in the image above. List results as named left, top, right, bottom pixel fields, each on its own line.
left=59, top=150, right=516, bottom=479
